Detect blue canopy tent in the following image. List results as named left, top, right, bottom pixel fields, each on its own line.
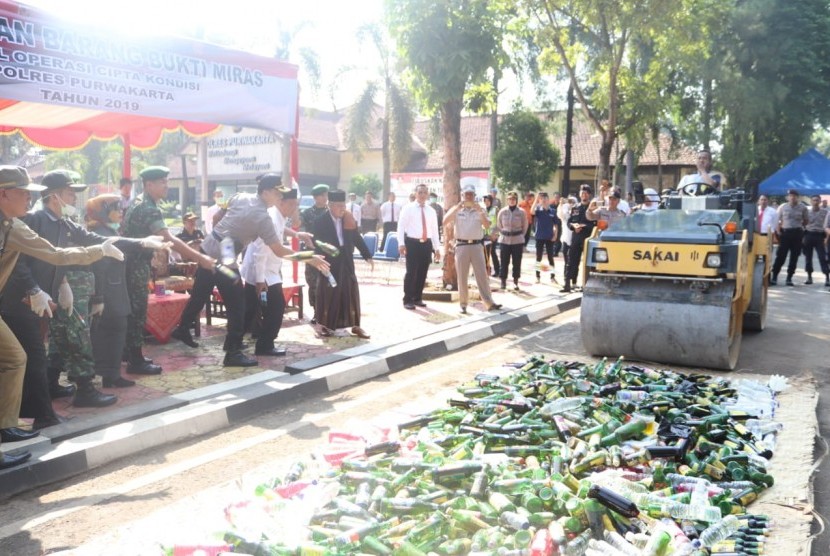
left=759, top=148, right=830, bottom=195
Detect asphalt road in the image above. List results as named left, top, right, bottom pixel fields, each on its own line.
left=0, top=272, right=827, bottom=555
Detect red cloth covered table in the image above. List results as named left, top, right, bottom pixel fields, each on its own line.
left=144, top=292, right=190, bottom=343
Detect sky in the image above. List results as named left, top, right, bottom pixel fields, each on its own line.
left=23, top=0, right=549, bottom=113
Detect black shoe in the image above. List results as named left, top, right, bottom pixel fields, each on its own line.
left=513, top=281, right=520, bottom=291
left=223, top=351, right=258, bottom=367
left=127, top=360, right=163, bottom=375
left=769, top=277, right=777, bottom=286
left=0, top=427, right=39, bottom=443
left=488, top=304, right=502, bottom=311
left=49, top=382, right=76, bottom=399
left=786, top=279, right=795, bottom=286
left=72, top=383, right=117, bottom=408
left=254, top=347, right=287, bottom=356
left=103, top=376, right=137, bottom=388
left=500, top=281, right=507, bottom=290
left=123, top=351, right=153, bottom=364
left=404, top=303, right=416, bottom=310
left=460, top=306, right=467, bottom=314
left=560, top=285, right=572, bottom=293
left=825, top=277, right=830, bottom=287
left=171, top=326, right=199, bottom=348
left=805, top=276, right=813, bottom=285
left=413, top=301, right=427, bottom=307
left=0, top=450, right=31, bottom=469
left=32, top=415, right=70, bottom=431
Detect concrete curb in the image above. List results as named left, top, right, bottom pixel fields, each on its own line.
left=0, top=294, right=581, bottom=500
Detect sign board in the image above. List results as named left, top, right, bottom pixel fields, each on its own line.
left=391, top=171, right=491, bottom=201
left=205, top=126, right=282, bottom=177
left=0, top=1, right=298, bottom=133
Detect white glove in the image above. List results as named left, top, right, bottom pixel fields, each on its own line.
left=29, top=290, right=53, bottom=318
left=90, top=302, right=104, bottom=317
left=101, top=237, right=125, bottom=261
left=139, top=235, right=168, bottom=250
left=58, top=278, right=73, bottom=311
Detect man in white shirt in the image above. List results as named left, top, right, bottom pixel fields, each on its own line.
left=756, top=194, right=778, bottom=234
left=380, top=192, right=401, bottom=249
left=398, top=184, right=441, bottom=310
left=204, top=189, right=224, bottom=234
left=677, top=149, right=727, bottom=194
left=239, top=182, right=313, bottom=358
left=346, top=192, right=362, bottom=228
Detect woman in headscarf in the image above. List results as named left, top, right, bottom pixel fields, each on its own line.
left=85, top=194, right=157, bottom=387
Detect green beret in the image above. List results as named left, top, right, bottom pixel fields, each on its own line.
left=41, top=169, right=87, bottom=191
left=0, top=166, right=44, bottom=191
left=140, top=166, right=170, bottom=181
left=311, top=184, right=330, bottom=197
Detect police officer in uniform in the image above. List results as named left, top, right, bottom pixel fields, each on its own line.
left=562, top=185, right=597, bottom=293
left=122, top=166, right=216, bottom=373
left=443, top=184, right=502, bottom=314
left=172, top=176, right=329, bottom=366
left=300, top=184, right=329, bottom=316
left=0, top=166, right=124, bottom=459
left=586, top=189, right=626, bottom=227
left=802, top=194, right=829, bottom=286
left=770, top=188, right=809, bottom=286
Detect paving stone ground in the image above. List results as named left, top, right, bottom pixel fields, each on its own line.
left=30, top=245, right=569, bottom=426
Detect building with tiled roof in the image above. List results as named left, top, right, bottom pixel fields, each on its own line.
left=165, top=106, right=698, bottom=206
left=400, top=113, right=697, bottom=196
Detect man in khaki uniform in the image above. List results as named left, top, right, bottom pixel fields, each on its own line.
left=0, top=166, right=124, bottom=469
left=443, top=184, right=502, bottom=314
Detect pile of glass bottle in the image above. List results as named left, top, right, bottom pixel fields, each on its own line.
left=218, top=357, right=781, bottom=556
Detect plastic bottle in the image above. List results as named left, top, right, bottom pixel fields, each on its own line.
left=602, top=531, right=640, bottom=556
left=324, top=270, right=337, bottom=288
left=698, top=514, right=741, bottom=547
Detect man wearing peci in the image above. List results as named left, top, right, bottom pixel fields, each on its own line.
left=398, top=184, right=440, bottom=310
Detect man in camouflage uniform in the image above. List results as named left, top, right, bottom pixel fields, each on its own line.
left=4, top=170, right=168, bottom=409
left=121, top=166, right=216, bottom=374
left=0, top=169, right=128, bottom=435
left=301, top=184, right=329, bottom=315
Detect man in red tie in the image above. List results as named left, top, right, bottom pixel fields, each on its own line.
left=398, top=184, right=441, bottom=310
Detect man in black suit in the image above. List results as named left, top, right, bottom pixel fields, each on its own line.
left=312, top=190, right=374, bottom=338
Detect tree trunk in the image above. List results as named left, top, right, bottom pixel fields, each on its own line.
left=598, top=135, right=614, bottom=183
left=382, top=109, right=391, bottom=199
left=441, top=99, right=462, bottom=289
left=490, top=73, right=499, bottom=191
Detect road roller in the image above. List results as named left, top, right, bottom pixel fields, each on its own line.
left=579, top=185, right=771, bottom=370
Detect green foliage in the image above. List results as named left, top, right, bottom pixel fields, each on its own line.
left=672, top=0, right=830, bottom=183
left=44, top=150, right=90, bottom=177
left=343, top=22, right=414, bottom=198
left=492, top=109, right=560, bottom=192
left=527, top=0, right=717, bottom=179
left=349, top=174, right=382, bottom=198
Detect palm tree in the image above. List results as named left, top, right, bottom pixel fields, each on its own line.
left=344, top=23, right=414, bottom=199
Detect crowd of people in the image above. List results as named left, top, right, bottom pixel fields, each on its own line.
left=2, top=150, right=826, bottom=471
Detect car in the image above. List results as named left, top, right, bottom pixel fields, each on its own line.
left=299, top=195, right=314, bottom=212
